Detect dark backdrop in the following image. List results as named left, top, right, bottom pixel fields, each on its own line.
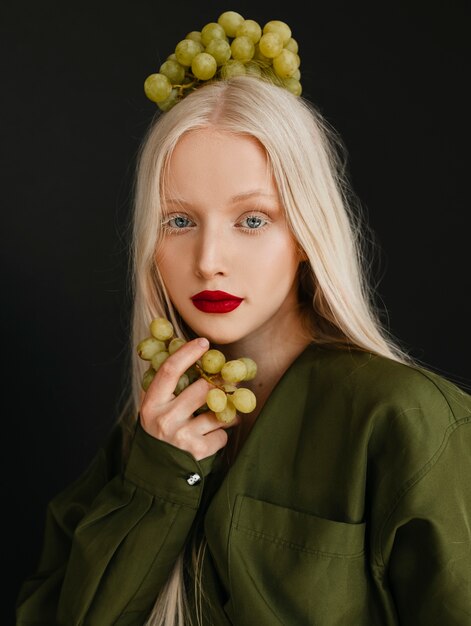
left=2, top=0, right=470, bottom=623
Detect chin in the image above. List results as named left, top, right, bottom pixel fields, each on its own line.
left=203, top=329, right=245, bottom=345
left=186, top=317, right=247, bottom=345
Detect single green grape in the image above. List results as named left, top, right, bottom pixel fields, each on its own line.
left=221, top=359, right=247, bottom=383
left=136, top=336, right=166, bottom=360
left=206, top=388, right=228, bottom=413
left=217, top=10, right=245, bottom=38
left=191, top=52, right=218, bottom=80
left=215, top=398, right=237, bottom=423
left=168, top=337, right=186, bottom=355
left=159, top=58, right=186, bottom=84
left=272, top=49, right=299, bottom=78
left=263, top=20, right=292, bottom=46
left=144, top=73, right=172, bottom=103
left=142, top=366, right=156, bottom=391
left=283, top=77, right=302, bottom=96
left=235, top=19, right=262, bottom=43
left=258, top=32, right=283, bottom=58
left=238, top=357, right=258, bottom=380
left=186, top=30, right=202, bottom=44
left=253, top=44, right=272, bottom=65
left=150, top=317, right=174, bottom=341
left=231, top=387, right=257, bottom=413
left=205, top=39, right=231, bottom=65
left=201, top=349, right=226, bottom=374
left=220, top=59, right=246, bottom=78
left=230, top=36, right=255, bottom=62
left=284, top=37, right=299, bottom=54
left=157, top=88, right=180, bottom=112
left=175, top=38, right=204, bottom=66
left=151, top=350, right=169, bottom=371
left=200, top=22, right=227, bottom=47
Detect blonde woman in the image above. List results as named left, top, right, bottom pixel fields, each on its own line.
left=16, top=73, right=471, bottom=625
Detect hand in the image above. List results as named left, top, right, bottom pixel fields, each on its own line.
left=139, top=337, right=240, bottom=461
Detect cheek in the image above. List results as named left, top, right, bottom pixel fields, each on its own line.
left=251, top=234, right=299, bottom=278
left=155, top=244, right=184, bottom=291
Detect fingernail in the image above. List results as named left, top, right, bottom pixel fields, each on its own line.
left=198, top=337, right=209, bottom=349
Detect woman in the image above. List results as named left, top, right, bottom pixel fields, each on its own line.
left=16, top=74, right=471, bottom=625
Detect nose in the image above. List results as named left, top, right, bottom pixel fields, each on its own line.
left=193, top=222, right=228, bottom=280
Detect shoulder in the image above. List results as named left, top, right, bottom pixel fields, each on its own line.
left=292, top=343, right=471, bottom=474
left=304, top=344, right=470, bottom=486
left=299, top=342, right=471, bottom=423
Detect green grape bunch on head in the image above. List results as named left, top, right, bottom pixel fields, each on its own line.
left=144, top=10, right=302, bottom=111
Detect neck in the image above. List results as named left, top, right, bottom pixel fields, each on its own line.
left=214, top=304, right=314, bottom=442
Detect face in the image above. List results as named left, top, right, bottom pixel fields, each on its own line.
left=156, top=127, right=304, bottom=347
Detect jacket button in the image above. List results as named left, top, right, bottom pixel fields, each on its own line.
left=186, top=472, right=201, bottom=486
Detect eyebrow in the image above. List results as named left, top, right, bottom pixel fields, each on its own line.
left=162, top=190, right=280, bottom=205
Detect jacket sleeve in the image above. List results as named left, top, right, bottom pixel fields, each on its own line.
left=386, top=416, right=471, bottom=624
left=370, top=375, right=471, bottom=626
left=16, top=420, right=219, bottom=625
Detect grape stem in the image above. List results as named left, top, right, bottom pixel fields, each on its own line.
left=174, top=78, right=198, bottom=96
left=195, top=363, right=226, bottom=391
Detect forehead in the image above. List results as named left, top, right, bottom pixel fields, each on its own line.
left=163, top=128, right=276, bottom=198
left=172, top=127, right=267, bottom=158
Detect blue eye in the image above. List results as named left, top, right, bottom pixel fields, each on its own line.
left=244, top=216, right=264, bottom=229
left=163, top=215, right=193, bottom=231
left=170, top=216, right=191, bottom=228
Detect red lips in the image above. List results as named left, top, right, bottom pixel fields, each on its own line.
left=191, top=290, right=243, bottom=314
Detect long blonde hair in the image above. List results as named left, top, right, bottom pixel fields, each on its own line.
left=118, top=75, right=418, bottom=624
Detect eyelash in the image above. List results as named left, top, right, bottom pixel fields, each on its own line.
left=161, top=213, right=271, bottom=235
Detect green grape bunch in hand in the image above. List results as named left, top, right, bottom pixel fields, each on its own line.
left=137, top=316, right=257, bottom=423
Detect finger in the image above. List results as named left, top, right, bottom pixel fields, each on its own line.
left=201, top=428, right=230, bottom=456
left=188, top=410, right=241, bottom=436
left=141, top=376, right=212, bottom=430
left=176, top=426, right=231, bottom=461
left=166, top=377, right=214, bottom=426
left=146, top=337, right=209, bottom=401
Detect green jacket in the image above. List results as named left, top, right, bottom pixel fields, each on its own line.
left=16, top=344, right=471, bottom=625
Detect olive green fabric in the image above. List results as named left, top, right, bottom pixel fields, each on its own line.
left=16, top=344, right=471, bottom=625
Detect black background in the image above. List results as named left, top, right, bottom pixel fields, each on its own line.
left=2, top=0, right=470, bottom=623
